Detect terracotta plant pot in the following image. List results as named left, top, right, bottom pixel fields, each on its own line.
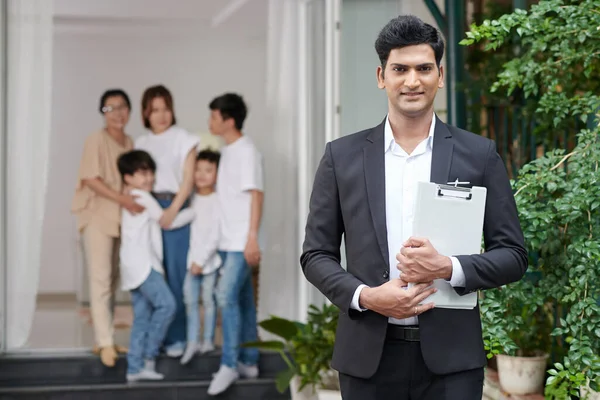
left=496, top=353, right=549, bottom=395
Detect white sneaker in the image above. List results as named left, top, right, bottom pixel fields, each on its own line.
left=165, top=344, right=185, bottom=358
left=237, top=362, right=259, bottom=379
left=207, top=365, right=239, bottom=395
left=180, top=342, right=198, bottom=365
left=199, top=342, right=216, bottom=354
left=126, top=369, right=164, bottom=382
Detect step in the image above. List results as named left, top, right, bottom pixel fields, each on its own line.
left=0, top=349, right=287, bottom=387
left=0, top=379, right=290, bottom=400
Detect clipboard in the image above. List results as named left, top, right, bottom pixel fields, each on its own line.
left=410, top=181, right=487, bottom=309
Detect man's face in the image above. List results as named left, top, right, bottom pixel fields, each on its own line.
left=208, top=110, right=232, bottom=136
left=376, top=44, right=444, bottom=118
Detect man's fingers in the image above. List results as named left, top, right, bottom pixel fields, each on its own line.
left=410, top=281, right=434, bottom=293
left=403, top=236, right=428, bottom=248
left=417, top=301, right=436, bottom=313
left=396, top=253, right=415, bottom=271
left=390, top=278, right=408, bottom=287
left=413, top=287, right=437, bottom=305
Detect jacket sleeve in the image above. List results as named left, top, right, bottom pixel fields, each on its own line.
left=300, top=142, right=365, bottom=314
left=454, top=141, right=528, bottom=294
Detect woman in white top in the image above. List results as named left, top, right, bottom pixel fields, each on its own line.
left=135, top=85, right=200, bottom=356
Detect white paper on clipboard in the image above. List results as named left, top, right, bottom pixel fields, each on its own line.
left=409, top=181, right=487, bottom=309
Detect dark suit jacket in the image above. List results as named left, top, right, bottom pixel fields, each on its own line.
left=300, top=117, right=527, bottom=378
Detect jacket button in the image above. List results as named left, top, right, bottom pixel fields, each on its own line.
left=383, top=270, right=389, bottom=279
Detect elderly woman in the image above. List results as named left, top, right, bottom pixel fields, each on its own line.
left=135, top=85, right=200, bottom=357
left=71, top=89, right=142, bottom=367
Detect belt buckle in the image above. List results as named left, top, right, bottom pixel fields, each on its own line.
left=403, top=327, right=420, bottom=342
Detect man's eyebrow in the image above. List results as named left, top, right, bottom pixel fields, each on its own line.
left=389, top=63, right=435, bottom=68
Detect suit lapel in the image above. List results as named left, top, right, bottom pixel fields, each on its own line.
left=430, top=117, right=454, bottom=184
left=363, top=120, right=389, bottom=265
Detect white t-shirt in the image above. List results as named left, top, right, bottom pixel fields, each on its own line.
left=119, top=189, right=195, bottom=290
left=135, top=126, right=200, bottom=193
left=187, top=193, right=221, bottom=275
left=216, top=136, right=264, bottom=251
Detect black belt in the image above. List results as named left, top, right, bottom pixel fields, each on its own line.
left=152, top=192, right=176, bottom=201
left=386, top=325, right=420, bottom=342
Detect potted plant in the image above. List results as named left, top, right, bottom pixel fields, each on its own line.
left=244, top=303, right=340, bottom=400
left=480, top=276, right=553, bottom=395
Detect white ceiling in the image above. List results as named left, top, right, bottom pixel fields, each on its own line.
left=53, top=0, right=269, bottom=37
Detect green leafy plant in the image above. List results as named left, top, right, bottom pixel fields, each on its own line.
left=480, top=275, right=553, bottom=359
left=462, top=1, right=600, bottom=397
left=243, top=303, right=339, bottom=393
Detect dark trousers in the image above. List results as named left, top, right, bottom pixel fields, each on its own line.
left=339, top=335, right=484, bottom=400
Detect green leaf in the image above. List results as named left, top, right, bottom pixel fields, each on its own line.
left=242, top=340, right=285, bottom=351
left=259, top=317, right=301, bottom=341
left=275, top=368, right=296, bottom=393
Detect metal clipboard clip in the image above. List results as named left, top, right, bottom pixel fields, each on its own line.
left=437, top=184, right=472, bottom=200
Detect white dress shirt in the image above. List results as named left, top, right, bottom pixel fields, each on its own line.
left=351, top=115, right=466, bottom=325
left=119, top=189, right=195, bottom=290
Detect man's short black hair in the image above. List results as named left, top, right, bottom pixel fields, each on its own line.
left=117, top=150, right=156, bottom=179
left=196, top=149, right=221, bottom=167
left=375, top=15, right=445, bottom=69
left=99, top=89, right=131, bottom=114
left=209, top=93, right=248, bottom=131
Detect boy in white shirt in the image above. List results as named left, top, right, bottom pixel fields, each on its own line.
left=180, top=149, right=222, bottom=365
left=206, top=94, right=264, bottom=395
left=117, top=150, right=195, bottom=382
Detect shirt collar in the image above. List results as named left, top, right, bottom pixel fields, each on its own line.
left=384, top=114, right=436, bottom=153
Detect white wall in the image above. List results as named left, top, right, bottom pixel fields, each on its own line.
left=340, top=0, right=447, bottom=136
left=39, top=12, right=269, bottom=293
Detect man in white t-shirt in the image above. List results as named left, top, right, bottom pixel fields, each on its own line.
left=206, top=93, right=264, bottom=395
left=117, top=150, right=195, bottom=382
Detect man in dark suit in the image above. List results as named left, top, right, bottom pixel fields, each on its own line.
left=300, top=15, right=527, bottom=399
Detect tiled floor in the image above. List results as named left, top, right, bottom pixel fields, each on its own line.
left=24, top=294, right=221, bottom=350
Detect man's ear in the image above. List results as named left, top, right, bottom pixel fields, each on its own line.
left=376, top=65, right=385, bottom=89
left=224, top=117, right=236, bottom=130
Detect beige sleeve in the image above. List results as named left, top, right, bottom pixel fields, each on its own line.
left=76, top=133, right=104, bottom=188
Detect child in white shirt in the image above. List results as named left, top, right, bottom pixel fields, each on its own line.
left=117, top=150, right=195, bottom=382
left=180, top=150, right=222, bottom=365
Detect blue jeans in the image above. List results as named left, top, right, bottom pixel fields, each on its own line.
left=216, top=251, right=259, bottom=368
left=128, top=269, right=176, bottom=374
left=183, top=270, right=218, bottom=344
left=156, top=197, right=191, bottom=349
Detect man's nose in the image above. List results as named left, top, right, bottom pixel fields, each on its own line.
left=405, top=70, right=420, bottom=88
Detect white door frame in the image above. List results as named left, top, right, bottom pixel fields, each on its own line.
left=296, top=0, right=341, bottom=322
left=0, top=0, right=8, bottom=353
